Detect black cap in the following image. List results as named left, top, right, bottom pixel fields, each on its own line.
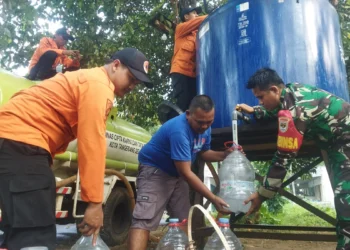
left=110, top=48, right=152, bottom=88
left=55, top=28, right=74, bottom=41
left=180, top=6, right=202, bottom=22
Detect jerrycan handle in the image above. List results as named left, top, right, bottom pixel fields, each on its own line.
left=224, top=141, right=242, bottom=151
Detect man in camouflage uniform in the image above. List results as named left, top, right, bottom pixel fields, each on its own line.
left=236, top=68, right=350, bottom=250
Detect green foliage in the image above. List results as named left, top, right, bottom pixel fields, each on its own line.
left=276, top=203, right=336, bottom=227
left=179, top=0, right=197, bottom=9
left=336, top=0, right=350, bottom=84
left=264, top=193, right=288, bottom=213
left=230, top=194, right=287, bottom=225
left=250, top=158, right=321, bottom=218
left=256, top=202, right=281, bottom=224
left=148, top=124, right=162, bottom=135
left=252, top=158, right=319, bottom=180
left=208, top=200, right=336, bottom=227
left=0, top=1, right=45, bottom=69
left=236, top=201, right=336, bottom=226
left=0, top=0, right=175, bottom=130
left=0, top=0, right=349, bottom=130
left=43, top=0, right=174, bottom=130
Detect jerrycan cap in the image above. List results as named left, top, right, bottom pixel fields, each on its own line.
left=218, top=217, right=230, bottom=227
left=169, top=218, right=181, bottom=226
left=218, top=218, right=229, bottom=223
left=169, top=218, right=179, bottom=223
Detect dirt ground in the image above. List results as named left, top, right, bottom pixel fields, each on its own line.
left=109, top=238, right=336, bottom=250
left=58, top=237, right=336, bottom=250
left=110, top=229, right=337, bottom=250
left=56, top=225, right=337, bottom=250
left=239, top=238, right=335, bottom=250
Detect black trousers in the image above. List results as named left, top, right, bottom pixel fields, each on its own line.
left=27, top=51, right=79, bottom=81
left=0, top=139, right=56, bottom=250
left=168, top=73, right=197, bottom=120
left=27, top=51, right=58, bottom=80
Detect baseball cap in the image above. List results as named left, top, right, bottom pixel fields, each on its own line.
left=55, top=28, right=74, bottom=41
left=180, top=6, right=202, bottom=22
left=110, top=48, right=153, bottom=88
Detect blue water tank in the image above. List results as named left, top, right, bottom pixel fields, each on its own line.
left=197, top=0, right=349, bottom=129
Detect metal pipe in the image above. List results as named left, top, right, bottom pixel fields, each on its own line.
left=105, top=169, right=136, bottom=210
left=232, top=110, right=238, bottom=145
left=55, top=169, right=136, bottom=210
left=281, top=157, right=322, bottom=188
left=56, top=175, right=77, bottom=188
left=203, top=161, right=220, bottom=209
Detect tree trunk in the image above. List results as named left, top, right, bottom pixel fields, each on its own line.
left=330, top=0, right=338, bottom=6
left=179, top=0, right=197, bottom=9
left=171, top=0, right=180, bottom=23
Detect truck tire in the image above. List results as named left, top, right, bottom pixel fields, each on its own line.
left=100, top=186, right=132, bottom=247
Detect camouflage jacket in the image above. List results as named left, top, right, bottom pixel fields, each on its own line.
left=254, top=83, right=350, bottom=198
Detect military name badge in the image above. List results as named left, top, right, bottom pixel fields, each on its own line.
left=279, top=117, right=289, bottom=133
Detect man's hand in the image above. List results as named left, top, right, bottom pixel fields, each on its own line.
left=77, top=202, right=104, bottom=246
left=236, top=104, right=254, bottom=114
left=212, top=195, right=231, bottom=215
left=63, top=50, right=80, bottom=57
left=73, top=51, right=82, bottom=61
left=244, top=192, right=266, bottom=216
left=223, top=147, right=234, bottom=158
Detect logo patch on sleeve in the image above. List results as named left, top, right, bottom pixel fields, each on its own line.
left=105, top=99, right=113, bottom=122
left=277, top=110, right=303, bottom=152
left=279, top=117, right=289, bottom=133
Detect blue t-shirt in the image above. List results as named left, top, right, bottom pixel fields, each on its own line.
left=138, top=113, right=211, bottom=177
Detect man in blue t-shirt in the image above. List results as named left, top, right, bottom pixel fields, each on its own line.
left=128, top=95, right=232, bottom=250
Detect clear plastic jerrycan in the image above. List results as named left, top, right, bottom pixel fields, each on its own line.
left=70, top=234, right=109, bottom=250
left=204, top=218, right=243, bottom=250
left=218, top=147, right=255, bottom=213
left=156, top=218, right=188, bottom=250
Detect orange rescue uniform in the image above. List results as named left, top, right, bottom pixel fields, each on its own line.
left=0, top=67, right=115, bottom=203
left=170, top=15, right=207, bottom=78
left=29, top=37, right=80, bottom=71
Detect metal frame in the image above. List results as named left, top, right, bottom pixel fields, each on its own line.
left=191, top=122, right=338, bottom=243
left=193, top=226, right=337, bottom=242
left=227, top=158, right=337, bottom=241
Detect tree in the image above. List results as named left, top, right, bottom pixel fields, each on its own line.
left=0, top=0, right=175, bottom=130
left=0, top=0, right=349, bottom=130
left=179, top=0, right=197, bottom=9
left=336, top=0, right=350, bottom=84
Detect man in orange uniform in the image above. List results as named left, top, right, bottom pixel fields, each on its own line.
left=27, top=28, right=81, bottom=80
left=0, top=48, right=152, bottom=250
left=168, top=6, right=207, bottom=119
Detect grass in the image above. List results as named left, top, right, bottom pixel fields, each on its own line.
left=275, top=202, right=336, bottom=227
left=205, top=201, right=336, bottom=228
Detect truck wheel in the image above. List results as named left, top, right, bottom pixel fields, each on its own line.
left=100, top=186, right=132, bottom=247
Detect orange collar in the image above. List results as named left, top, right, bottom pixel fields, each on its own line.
left=100, top=66, right=116, bottom=93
